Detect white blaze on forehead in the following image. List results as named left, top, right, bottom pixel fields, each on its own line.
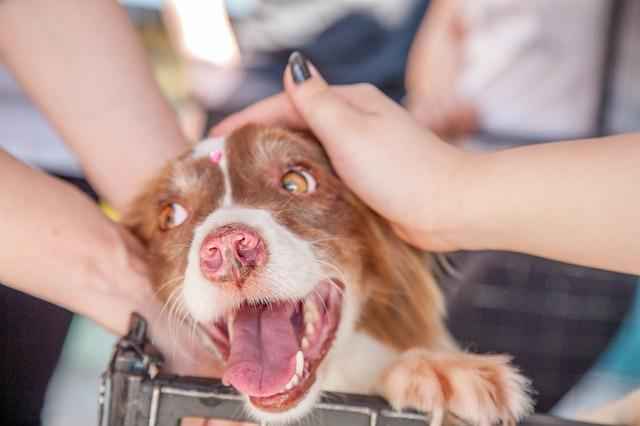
left=192, top=137, right=232, bottom=206
left=192, top=136, right=226, bottom=158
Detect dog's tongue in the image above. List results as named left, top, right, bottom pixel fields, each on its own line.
left=223, top=303, right=298, bottom=397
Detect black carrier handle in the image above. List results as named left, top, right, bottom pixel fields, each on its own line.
left=97, top=314, right=605, bottom=426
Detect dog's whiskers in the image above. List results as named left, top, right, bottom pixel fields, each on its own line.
left=154, top=274, right=185, bottom=298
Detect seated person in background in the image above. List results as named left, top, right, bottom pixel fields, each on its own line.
left=405, top=0, right=640, bottom=147
left=163, top=0, right=429, bottom=126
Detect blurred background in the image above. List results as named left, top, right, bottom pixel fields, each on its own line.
left=0, top=0, right=638, bottom=425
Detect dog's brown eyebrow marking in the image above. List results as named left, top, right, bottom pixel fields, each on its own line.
left=170, top=162, right=202, bottom=193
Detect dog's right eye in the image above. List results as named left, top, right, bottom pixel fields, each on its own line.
left=281, top=169, right=317, bottom=194
left=159, top=203, right=189, bottom=231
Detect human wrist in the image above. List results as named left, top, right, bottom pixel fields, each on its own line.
left=81, top=220, right=155, bottom=336
left=437, top=150, right=518, bottom=253
left=425, top=148, right=490, bottom=252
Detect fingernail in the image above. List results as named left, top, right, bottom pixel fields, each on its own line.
left=289, top=51, right=311, bottom=84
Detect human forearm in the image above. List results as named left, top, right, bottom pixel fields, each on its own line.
left=0, top=150, right=151, bottom=336
left=451, top=134, right=640, bottom=274
left=405, top=0, right=461, bottom=95
left=404, top=0, right=476, bottom=140
left=0, top=0, right=188, bottom=211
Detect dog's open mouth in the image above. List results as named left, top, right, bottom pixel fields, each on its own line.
left=204, top=279, right=344, bottom=412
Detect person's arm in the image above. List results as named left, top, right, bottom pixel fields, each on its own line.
left=0, top=0, right=189, bottom=211
left=404, top=0, right=477, bottom=141
left=405, top=0, right=461, bottom=97
left=457, top=134, right=640, bottom=275
left=0, top=149, right=219, bottom=374
left=0, top=151, right=144, bottom=335
left=214, top=54, right=640, bottom=275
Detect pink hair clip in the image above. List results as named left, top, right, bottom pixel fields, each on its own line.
left=209, top=150, right=223, bottom=164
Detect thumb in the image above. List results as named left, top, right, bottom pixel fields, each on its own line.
left=283, top=52, right=366, bottom=149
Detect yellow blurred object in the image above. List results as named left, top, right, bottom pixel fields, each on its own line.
left=100, top=201, right=121, bottom=222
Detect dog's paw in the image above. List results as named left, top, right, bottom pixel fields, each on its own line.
left=377, top=349, right=533, bottom=426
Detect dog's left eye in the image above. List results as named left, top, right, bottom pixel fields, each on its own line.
left=281, top=169, right=317, bottom=194
left=159, top=202, right=189, bottom=230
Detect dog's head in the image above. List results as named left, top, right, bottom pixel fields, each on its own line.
left=124, top=124, right=445, bottom=422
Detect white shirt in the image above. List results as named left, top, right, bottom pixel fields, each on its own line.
left=459, top=0, right=640, bottom=142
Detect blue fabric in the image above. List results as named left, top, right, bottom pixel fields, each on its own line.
left=594, top=279, right=640, bottom=378
left=553, top=279, right=640, bottom=416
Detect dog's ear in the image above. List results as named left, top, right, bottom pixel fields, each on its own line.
left=120, top=151, right=188, bottom=246
left=355, top=202, right=453, bottom=351
left=120, top=177, right=165, bottom=247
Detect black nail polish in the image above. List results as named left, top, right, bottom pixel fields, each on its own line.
left=289, top=51, right=311, bottom=84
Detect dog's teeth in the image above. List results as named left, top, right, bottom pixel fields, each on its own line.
left=304, top=309, right=316, bottom=324
left=301, top=337, right=309, bottom=349
left=227, top=316, right=233, bottom=342
left=296, top=351, right=304, bottom=377
left=306, top=323, right=315, bottom=336
left=227, top=313, right=235, bottom=342
left=304, top=299, right=320, bottom=324
left=284, top=374, right=300, bottom=391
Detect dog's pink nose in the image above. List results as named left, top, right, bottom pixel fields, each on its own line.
left=199, top=224, right=267, bottom=286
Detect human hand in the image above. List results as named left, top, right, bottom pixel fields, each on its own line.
left=404, top=0, right=478, bottom=142
left=0, top=149, right=219, bottom=378
left=213, top=53, right=472, bottom=252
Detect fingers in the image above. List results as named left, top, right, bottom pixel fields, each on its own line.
left=212, top=52, right=400, bottom=139
left=281, top=54, right=370, bottom=147
left=210, top=93, right=307, bottom=137
left=211, top=82, right=394, bottom=138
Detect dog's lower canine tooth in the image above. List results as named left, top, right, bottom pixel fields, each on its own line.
left=296, top=351, right=304, bottom=376
left=227, top=315, right=234, bottom=342
left=304, top=299, right=320, bottom=324
left=304, top=312, right=314, bottom=324
left=306, top=323, right=315, bottom=335
left=284, top=373, right=299, bottom=391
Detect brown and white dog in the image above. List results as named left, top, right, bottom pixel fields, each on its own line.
left=123, top=124, right=533, bottom=424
